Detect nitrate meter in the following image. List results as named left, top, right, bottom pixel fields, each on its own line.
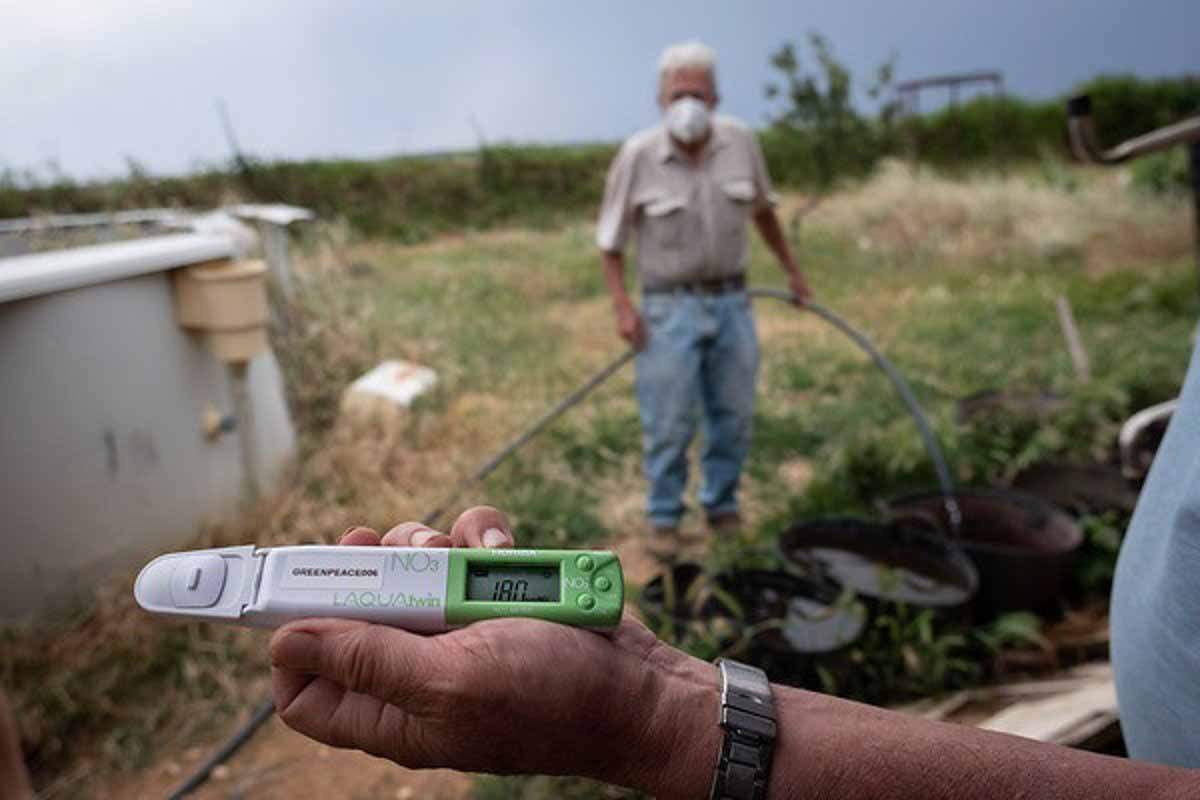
left=135, top=545, right=623, bottom=631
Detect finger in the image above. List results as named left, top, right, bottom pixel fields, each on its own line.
left=450, top=506, right=514, bottom=548
left=271, top=618, right=441, bottom=710
left=381, top=521, right=452, bottom=548
left=272, top=670, right=406, bottom=756
left=339, top=526, right=381, bottom=546
left=271, top=661, right=317, bottom=716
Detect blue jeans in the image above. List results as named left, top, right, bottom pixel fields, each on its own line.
left=635, top=290, right=759, bottom=528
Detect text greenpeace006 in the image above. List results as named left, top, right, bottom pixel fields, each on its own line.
left=333, top=591, right=443, bottom=608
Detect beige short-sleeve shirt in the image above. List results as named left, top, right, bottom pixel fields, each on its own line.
left=596, top=115, right=775, bottom=289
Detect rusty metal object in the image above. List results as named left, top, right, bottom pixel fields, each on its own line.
left=890, top=489, right=1083, bottom=620
left=1067, top=94, right=1200, bottom=294
left=1066, top=94, right=1200, bottom=165
left=778, top=518, right=978, bottom=609
left=1011, top=462, right=1137, bottom=515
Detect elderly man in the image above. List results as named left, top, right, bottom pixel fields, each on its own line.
left=596, top=41, right=810, bottom=552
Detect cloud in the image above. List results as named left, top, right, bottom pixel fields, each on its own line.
left=0, top=0, right=1195, bottom=178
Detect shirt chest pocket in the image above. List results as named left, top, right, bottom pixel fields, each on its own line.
left=716, top=178, right=756, bottom=238
left=640, top=195, right=688, bottom=250
left=720, top=178, right=756, bottom=209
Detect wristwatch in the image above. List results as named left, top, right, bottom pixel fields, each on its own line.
left=709, top=659, right=777, bottom=800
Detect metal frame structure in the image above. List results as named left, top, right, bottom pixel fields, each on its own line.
left=894, top=71, right=1005, bottom=165
left=895, top=71, right=1004, bottom=116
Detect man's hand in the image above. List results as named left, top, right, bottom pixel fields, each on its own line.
left=600, top=251, right=647, bottom=350
left=269, top=506, right=718, bottom=797
left=614, top=301, right=647, bottom=350
left=752, top=207, right=813, bottom=306
left=787, top=268, right=812, bottom=306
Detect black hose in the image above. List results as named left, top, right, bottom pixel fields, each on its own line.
left=165, top=697, right=275, bottom=800
left=420, top=348, right=636, bottom=527
left=165, top=287, right=957, bottom=796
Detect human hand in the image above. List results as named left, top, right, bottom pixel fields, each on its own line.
left=787, top=270, right=812, bottom=306
left=269, top=507, right=719, bottom=797
left=615, top=302, right=647, bottom=350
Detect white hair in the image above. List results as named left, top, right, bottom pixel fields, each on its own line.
left=657, top=41, right=717, bottom=90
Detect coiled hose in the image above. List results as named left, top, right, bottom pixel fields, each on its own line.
left=166, top=288, right=957, bottom=798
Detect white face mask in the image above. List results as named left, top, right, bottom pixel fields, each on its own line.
left=665, top=97, right=711, bottom=145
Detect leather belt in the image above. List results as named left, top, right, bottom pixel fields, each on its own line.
left=643, top=275, right=746, bottom=295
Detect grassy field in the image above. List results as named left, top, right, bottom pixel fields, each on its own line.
left=3, top=160, right=1197, bottom=797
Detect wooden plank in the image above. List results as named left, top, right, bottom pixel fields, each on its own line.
left=978, top=680, right=1117, bottom=744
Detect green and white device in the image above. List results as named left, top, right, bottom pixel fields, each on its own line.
left=135, top=545, right=623, bottom=631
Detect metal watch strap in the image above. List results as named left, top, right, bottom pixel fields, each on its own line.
left=709, top=659, right=776, bottom=800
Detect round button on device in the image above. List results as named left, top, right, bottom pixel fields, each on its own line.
left=575, top=555, right=594, bottom=572
left=595, top=576, right=612, bottom=592
left=577, top=594, right=596, bottom=610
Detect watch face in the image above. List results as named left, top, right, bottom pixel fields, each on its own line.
left=723, top=660, right=771, bottom=695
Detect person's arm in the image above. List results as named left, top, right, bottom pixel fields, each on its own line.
left=747, top=129, right=811, bottom=305
left=653, top=667, right=1199, bottom=800
left=753, top=207, right=811, bottom=305
left=596, top=142, right=647, bottom=349
left=270, top=509, right=1200, bottom=800
left=601, top=250, right=646, bottom=350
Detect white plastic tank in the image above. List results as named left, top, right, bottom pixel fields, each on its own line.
left=0, top=228, right=297, bottom=620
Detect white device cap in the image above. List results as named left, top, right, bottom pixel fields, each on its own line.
left=135, top=545, right=258, bottom=620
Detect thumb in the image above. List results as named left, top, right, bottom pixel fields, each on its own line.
left=271, top=618, right=440, bottom=709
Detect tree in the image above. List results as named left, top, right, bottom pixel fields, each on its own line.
left=764, top=33, right=897, bottom=188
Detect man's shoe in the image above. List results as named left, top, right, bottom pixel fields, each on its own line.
left=707, top=512, right=743, bottom=533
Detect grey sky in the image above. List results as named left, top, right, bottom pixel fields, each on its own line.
left=1, top=0, right=1195, bottom=180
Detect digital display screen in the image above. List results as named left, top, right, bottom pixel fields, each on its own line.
left=466, top=565, right=560, bottom=602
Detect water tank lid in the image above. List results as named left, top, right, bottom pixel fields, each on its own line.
left=0, top=233, right=239, bottom=305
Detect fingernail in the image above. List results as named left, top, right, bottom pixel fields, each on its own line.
left=411, top=529, right=437, bottom=546
left=482, top=528, right=509, bottom=548
left=341, top=526, right=358, bottom=537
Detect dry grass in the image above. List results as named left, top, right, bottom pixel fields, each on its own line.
left=783, top=159, right=1193, bottom=272
left=2, top=565, right=269, bottom=795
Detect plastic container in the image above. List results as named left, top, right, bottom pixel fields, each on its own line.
left=889, top=489, right=1082, bottom=619
left=173, top=259, right=269, bottom=362
left=778, top=517, right=978, bottom=609
left=639, top=563, right=865, bottom=655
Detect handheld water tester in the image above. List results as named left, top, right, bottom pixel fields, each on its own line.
left=135, top=545, right=623, bottom=631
